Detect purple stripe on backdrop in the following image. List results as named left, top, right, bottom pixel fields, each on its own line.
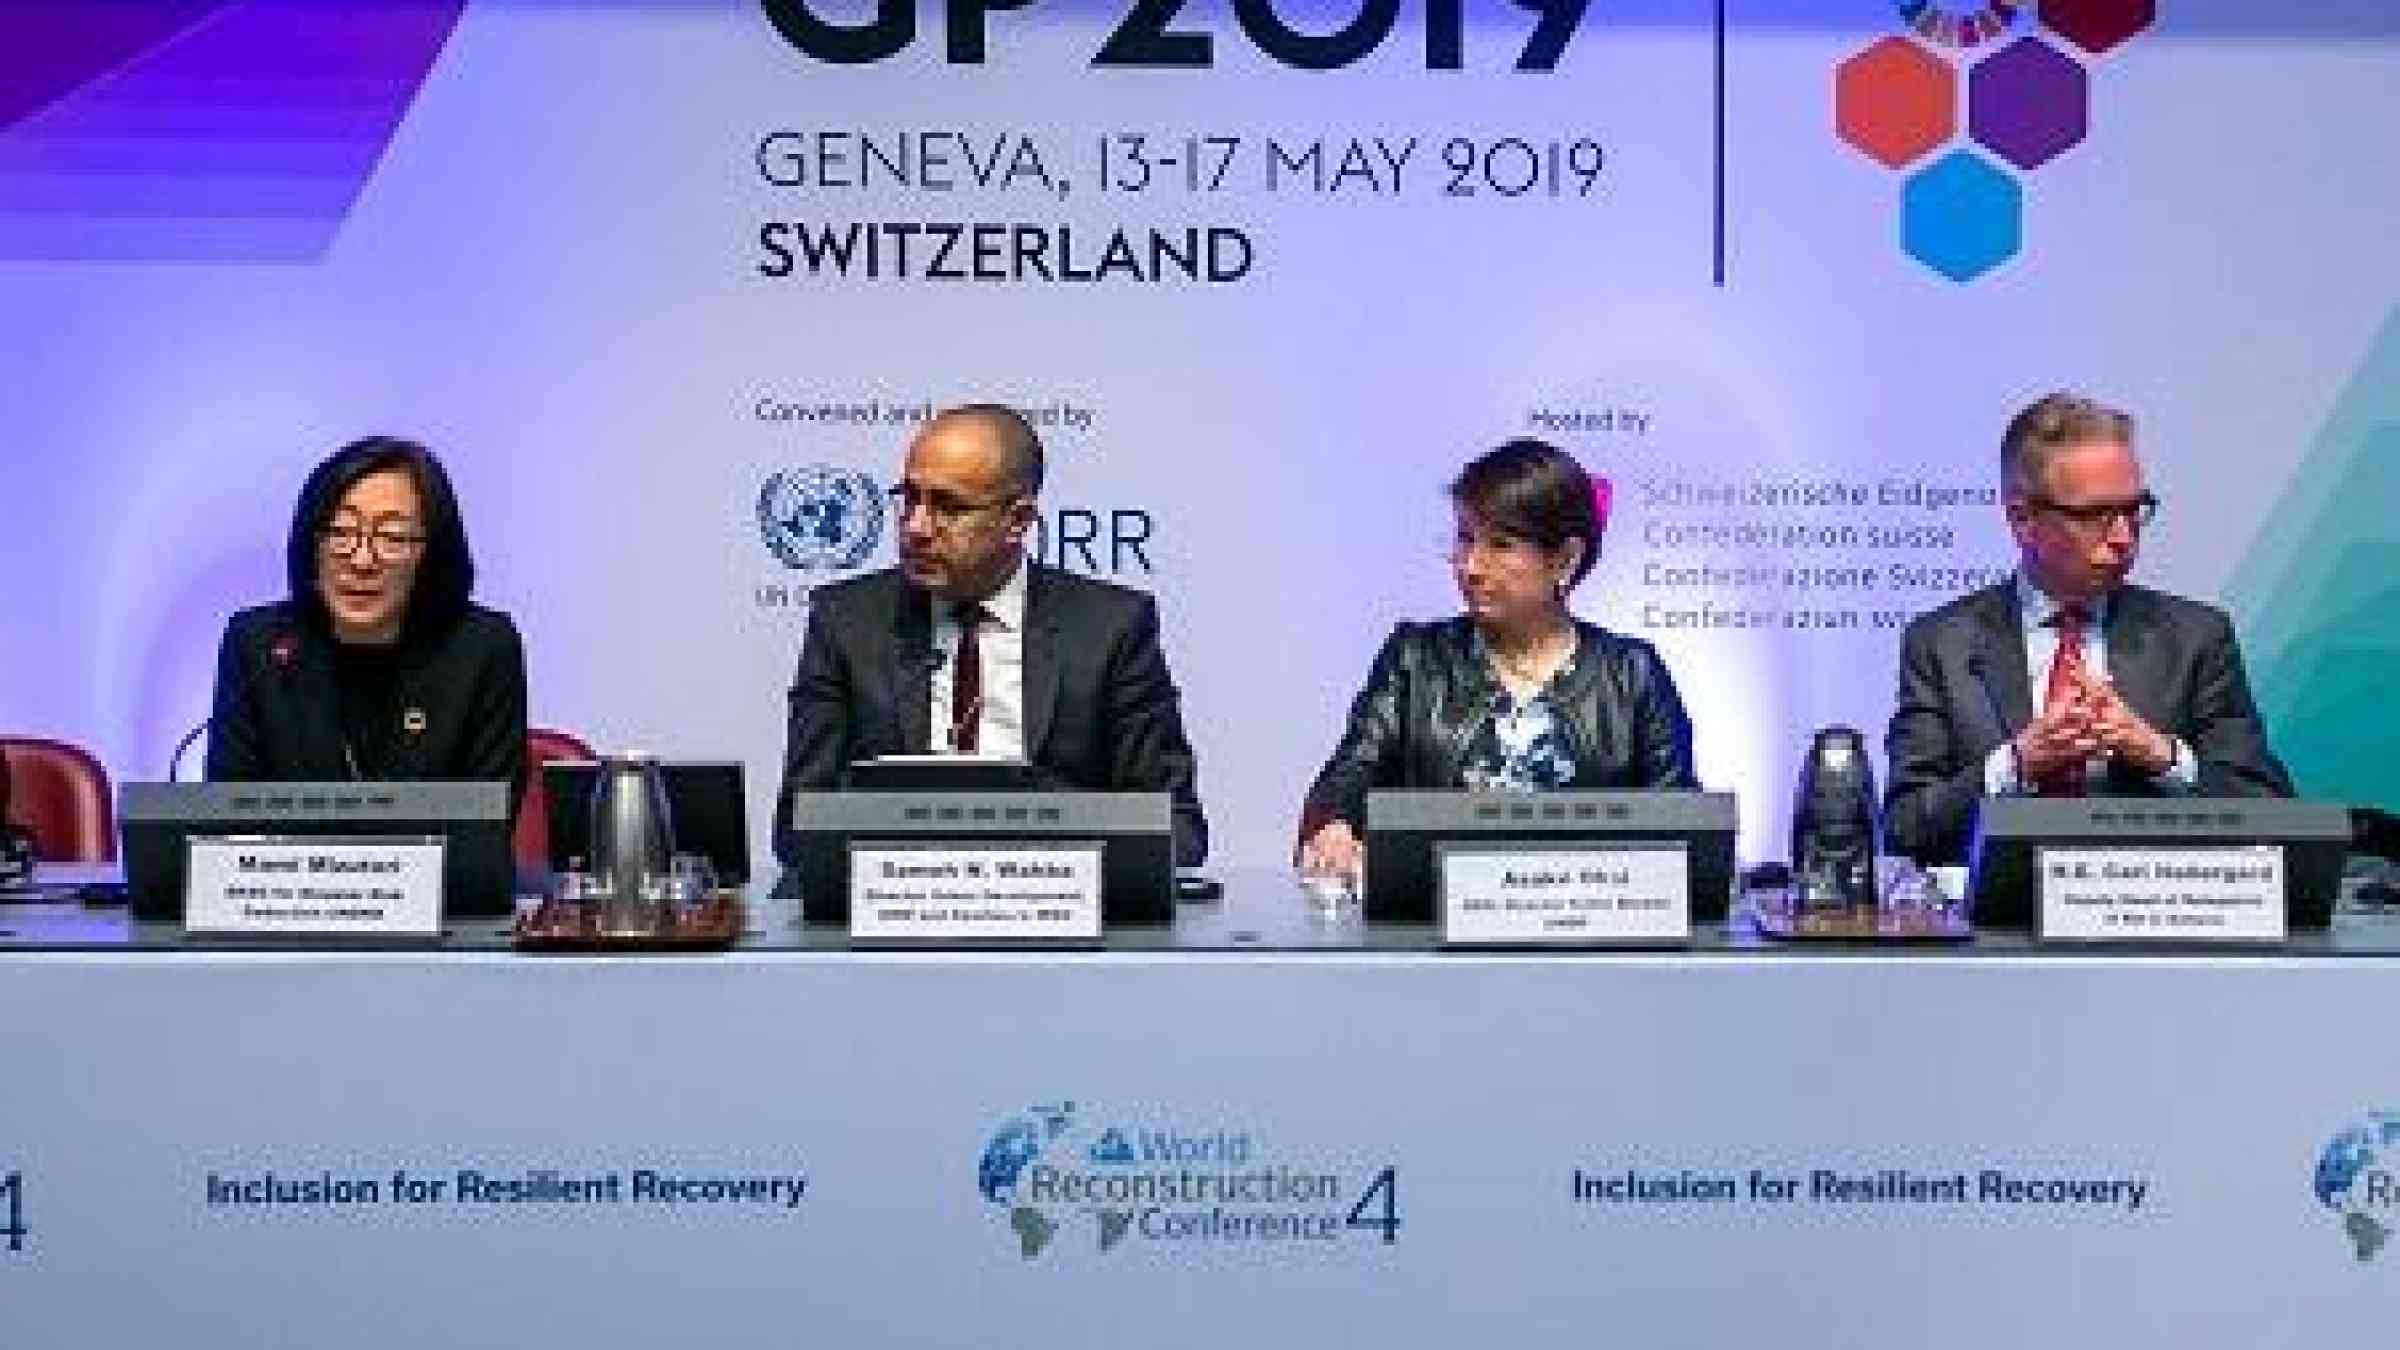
left=0, top=78, right=432, bottom=143
left=0, top=171, right=370, bottom=219
left=0, top=212, right=336, bottom=260
left=100, top=0, right=469, bottom=85
left=0, top=0, right=236, bottom=133
left=0, top=0, right=468, bottom=261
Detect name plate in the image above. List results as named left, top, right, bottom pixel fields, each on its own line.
left=848, top=841, right=1103, bottom=943
left=184, top=835, right=445, bottom=939
left=2036, top=845, right=2287, bottom=943
left=1438, top=842, right=1692, bottom=946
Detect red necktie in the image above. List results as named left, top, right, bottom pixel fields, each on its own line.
left=949, top=601, right=984, bottom=753
left=2036, top=607, right=2089, bottom=797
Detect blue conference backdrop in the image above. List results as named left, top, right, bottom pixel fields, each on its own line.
left=2, top=0, right=2396, bottom=867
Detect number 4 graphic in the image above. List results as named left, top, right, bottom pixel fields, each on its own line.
left=1345, top=1166, right=1399, bottom=1243
left=0, top=1171, right=24, bottom=1253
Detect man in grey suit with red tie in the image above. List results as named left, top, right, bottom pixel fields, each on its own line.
left=772, top=403, right=1208, bottom=870
left=1883, top=392, right=2293, bottom=865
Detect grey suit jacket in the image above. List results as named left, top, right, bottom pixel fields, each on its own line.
left=772, top=562, right=1208, bottom=868
left=1881, top=580, right=2292, bottom=864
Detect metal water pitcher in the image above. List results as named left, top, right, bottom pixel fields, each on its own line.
left=588, top=753, right=676, bottom=934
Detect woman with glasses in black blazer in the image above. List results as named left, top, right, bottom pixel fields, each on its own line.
left=205, top=437, right=526, bottom=808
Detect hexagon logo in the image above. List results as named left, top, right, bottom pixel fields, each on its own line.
left=1836, top=3, right=2151, bottom=282
left=1898, top=1, right=2024, bottom=50
left=2038, top=0, right=2155, bottom=54
left=1902, top=149, right=2023, bottom=282
left=1837, top=36, right=1959, bottom=169
left=1970, top=36, right=2089, bottom=170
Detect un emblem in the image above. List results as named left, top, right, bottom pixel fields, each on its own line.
left=758, top=465, right=885, bottom=572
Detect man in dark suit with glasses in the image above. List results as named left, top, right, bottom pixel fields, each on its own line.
left=772, top=403, right=1208, bottom=871
left=1883, top=391, right=2293, bottom=865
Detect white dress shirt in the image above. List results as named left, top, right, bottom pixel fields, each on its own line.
left=929, top=557, right=1028, bottom=758
left=1984, top=573, right=2197, bottom=795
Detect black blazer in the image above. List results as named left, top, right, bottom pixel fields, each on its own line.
left=1881, top=580, right=2292, bottom=864
left=204, top=601, right=529, bottom=812
left=772, top=563, right=1209, bottom=866
left=1300, top=618, right=1700, bottom=839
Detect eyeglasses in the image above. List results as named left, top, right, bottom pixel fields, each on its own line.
left=2030, top=491, right=2159, bottom=531
left=318, top=524, right=427, bottom=564
left=890, top=483, right=1018, bottom=530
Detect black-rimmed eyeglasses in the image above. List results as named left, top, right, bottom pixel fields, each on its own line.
left=2030, top=491, right=2159, bottom=531
left=318, top=525, right=426, bottom=564
left=889, top=483, right=1018, bottom=530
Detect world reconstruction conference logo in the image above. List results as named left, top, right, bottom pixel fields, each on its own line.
left=2314, top=1112, right=2400, bottom=1264
left=1833, top=1, right=2157, bottom=282
left=974, top=1101, right=1400, bottom=1260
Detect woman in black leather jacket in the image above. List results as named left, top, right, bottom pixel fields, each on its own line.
left=1296, top=439, right=1698, bottom=881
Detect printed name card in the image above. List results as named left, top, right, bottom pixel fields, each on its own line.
left=2036, top=845, right=2287, bottom=943
left=1439, top=843, right=1692, bottom=945
left=849, top=842, right=1103, bottom=943
left=184, top=836, right=445, bottom=939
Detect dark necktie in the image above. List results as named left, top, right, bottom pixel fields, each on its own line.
left=2036, top=606, right=2090, bottom=797
left=949, top=601, right=985, bottom=753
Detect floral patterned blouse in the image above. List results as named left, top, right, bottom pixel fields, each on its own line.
left=1459, top=636, right=1583, bottom=793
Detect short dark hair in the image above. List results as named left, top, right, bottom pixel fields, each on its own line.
left=2001, top=392, right=2134, bottom=498
left=939, top=402, right=1045, bottom=498
left=1449, top=438, right=1602, bottom=588
left=286, top=436, right=476, bottom=639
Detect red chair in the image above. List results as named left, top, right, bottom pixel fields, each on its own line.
left=1, top=736, right=117, bottom=863
left=515, top=727, right=597, bottom=875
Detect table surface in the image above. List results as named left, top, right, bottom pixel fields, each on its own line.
left=7, top=862, right=2399, bottom=956
left=6, top=872, right=2397, bottom=1350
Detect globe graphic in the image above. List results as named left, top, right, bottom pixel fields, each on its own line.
left=978, top=1119, right=1044, bottom=1205
left=758, top=466, right=883, bottom=571
left=2315, top=1125, right=2376, bottom=1210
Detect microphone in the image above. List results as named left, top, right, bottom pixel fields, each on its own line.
left=169, top=630, right=298, bottom=781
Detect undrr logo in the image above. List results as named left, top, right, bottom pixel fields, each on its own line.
left=759, top=0, right=1592, bottom=71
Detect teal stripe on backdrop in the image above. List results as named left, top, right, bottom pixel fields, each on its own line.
left=2229, top=305, right=2400, bottom=809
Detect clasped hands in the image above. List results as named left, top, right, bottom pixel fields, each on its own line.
left=1296, top=819, right=1363, bottom=884
left=2015, top=664, right=2176, bottom=782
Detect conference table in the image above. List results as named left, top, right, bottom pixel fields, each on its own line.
left=5, top=864, right=2398, bottom=1348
